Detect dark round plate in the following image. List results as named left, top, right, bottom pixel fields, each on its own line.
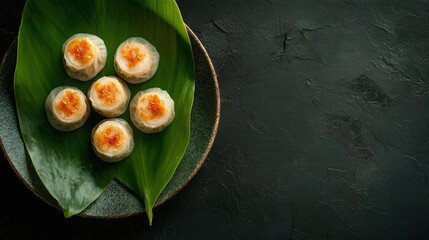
left=0, top=26, right=220, bottom=218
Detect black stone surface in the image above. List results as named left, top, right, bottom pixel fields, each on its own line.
left=1, top=0, right=429, bottom=239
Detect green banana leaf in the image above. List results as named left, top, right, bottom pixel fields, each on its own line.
left=14, top=0, right=194, bottom=225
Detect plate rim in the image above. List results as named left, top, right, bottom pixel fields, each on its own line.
left=0, top=24, right=220, bottom=219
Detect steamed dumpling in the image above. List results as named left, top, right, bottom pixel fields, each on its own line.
left=62, top=33, right=107, bottom=81
left=87, top=76, right=130, bottom=117
left=45, top=86, right=90, bottom=131
left=91, top=118, right=134, bottom=162
left=114, top=37, right=159, bottom=84
left=130, top=88, right=175, bottom=133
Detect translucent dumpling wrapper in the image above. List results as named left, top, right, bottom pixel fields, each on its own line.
left=87, top=76, right=131, bottom=118
left=45, top=86, right=90, bottom=131
left=130, top=88, right=175, bottom=133
left=91, top=118, right=134, bottom=163
left=114, top=37, right=160, bottom=84
left=62, top=33, right=107, bottom=81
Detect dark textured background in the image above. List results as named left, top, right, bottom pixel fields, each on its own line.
left=2, top=0, right=429, bottom=239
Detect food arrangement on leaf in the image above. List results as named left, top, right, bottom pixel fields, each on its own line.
left=14, top=0, right=196, bottom=225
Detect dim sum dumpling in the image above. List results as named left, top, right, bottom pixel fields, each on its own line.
left=130, top=88, right=175, bottom=133
left=88, top=76, right=130, bottom=117
left=114, top=37, right=159, bottom=84
left=91, top=118, right=134, bottom=162
left=62, top=33, right=107, bottom=81
left=45, top=86, right=90, bottom=131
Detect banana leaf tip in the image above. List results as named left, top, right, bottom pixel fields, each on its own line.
left=63, top=210, right=74, bottom=218
left=147, top=208, right=153, bottom=226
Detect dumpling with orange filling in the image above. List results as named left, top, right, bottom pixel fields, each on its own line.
left=91, top=119, right=134, bottom=162
left=129, top=88, right=175, bottom=133
left=62, top=33, right=107, bottom=81
left=45, top=86, right=90, bottom=131
left=88, top=76, right=130, bottom=117
left=114, top=37, right=159, bottom=84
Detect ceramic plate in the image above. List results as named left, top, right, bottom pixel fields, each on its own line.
left=0, top=27, right=220, bottom=218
